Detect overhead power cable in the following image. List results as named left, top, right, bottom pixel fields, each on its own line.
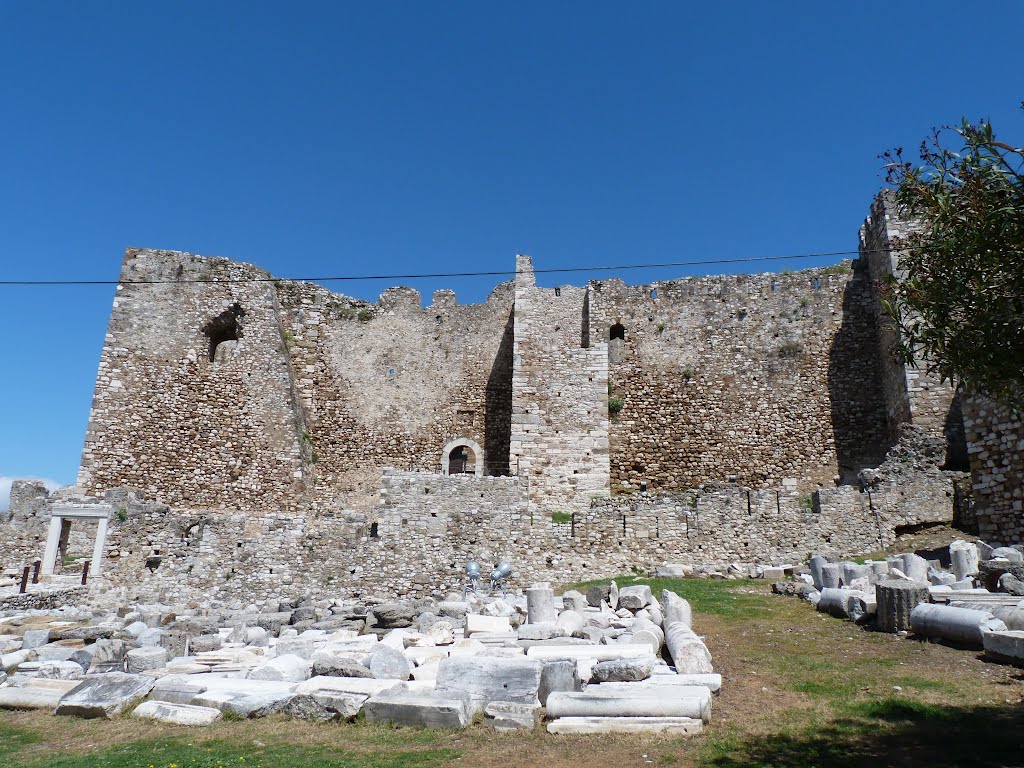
left=0, top=248, right=882, bottom=286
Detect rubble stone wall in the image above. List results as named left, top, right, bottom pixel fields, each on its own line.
left=0, top=466, right=963, bottom=603
left=858, top=192, right=963, bottom=458
left=510, top=256, right=611, bottom=511
left=586, top=261, right=889, bottom=491
left=964, top=396, right=1024, bottom=542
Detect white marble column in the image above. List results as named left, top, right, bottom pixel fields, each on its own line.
left=41, top=515, right=63, bottom=576
left=91, top=517, right=109, bottom=576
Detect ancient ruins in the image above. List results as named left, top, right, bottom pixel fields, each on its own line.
left=0, top=191, right=1022, bottom=733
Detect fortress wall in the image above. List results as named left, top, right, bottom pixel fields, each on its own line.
left=273, top=278, right=515, bottom=512
left=859, top=191, right=961, bottom=452
left=510, top=256, right=610, bottom=511
left=76, top=249, right=309, bottom=513
left=585, top=263, right=889, bottom=492
left=0, top=468, right=959, bottom=603
left=964, top=397, right=1024, bottom=542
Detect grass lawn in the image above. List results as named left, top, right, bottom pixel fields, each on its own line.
left=2, top=577, right=1022, bottom=768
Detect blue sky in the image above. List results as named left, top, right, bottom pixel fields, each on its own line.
left=0, top=1, right=1020, bottom=502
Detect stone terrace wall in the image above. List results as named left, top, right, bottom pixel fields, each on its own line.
left=274, top=276, right=515, bottom=513
left=510, top=256, right=610, bottom=511
left=964, top=396, right=1024, bottom=542
left=585, top=261, right=889, bottom=492
left=76, top=249, right=310, bottom=513
left=0, top=468, right=961, bottom=604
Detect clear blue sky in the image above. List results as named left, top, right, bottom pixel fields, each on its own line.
left=0, top=1, right=1020, bottom=502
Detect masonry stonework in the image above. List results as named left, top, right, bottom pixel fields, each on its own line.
left=3, top=191, right=1020, bottom=600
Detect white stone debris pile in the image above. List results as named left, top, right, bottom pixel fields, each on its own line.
left=768, top=539, right=1024, bottom=664
left=0, top=580, right=720, bottom=735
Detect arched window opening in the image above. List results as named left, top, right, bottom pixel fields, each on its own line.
left=447, top=446, right=475, bottom=475
left=203, top=303, right=245, bottom=363
left=440, top=437, right=485, bottom=477
left=609, top=323, right=626, bottom=341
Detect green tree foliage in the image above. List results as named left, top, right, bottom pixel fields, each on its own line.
left=881, top=106, right=1024, bottom=409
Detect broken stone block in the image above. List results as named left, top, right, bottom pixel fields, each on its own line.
left=88, top=639, right=127, bottom=674
left=222, top=692, right=293, bottom=718
left=435, top=655, right=542, bottom=713
left=992, top=548, right=1024, bottom=564
left=284, top=692, right=363, bottom=720
left=561, top=590, right=588, bottom=613
left=465, top=614, right=511, bottom=634
left=910, top=604, right=1007, bottom=648
left=617, top=585, right=653, bottom=611
left=982, top=630, right=1024, bottom=665
left=55, top=673, right=155, bottom=718
left=126, top=647, right=168, bottom=674
left=950, top=540, right=981, bottom=581
left=21, top=630, right=51, bottom=650
left=538, top=660, right=583, bottom=705
left=546, top=688, right=711, bottom=722
left=133, top=700, right=222, bottom=726
left=311, top=656, right=372, bottom=679
left=368, top=645, right=411, bottom=681
left=371, top=603, right=417, bottom=628
left=36, top=660, right=85, bottom=681
left=526, top=586, right=558, bottom=624
left=484, top=700, right=538, bottom=731
left=247, top=654, right=312, bottom=683
left=547, top=716, right=703, bottom=735
left=664, top=624, right=713, bottom=674
left=586, top=584, right=611, bottom=608
left=900, top=553, right=930, bottom=583
left=590, top=658, right=654, bottom=683
left=364, top=689, right=470, bottom=728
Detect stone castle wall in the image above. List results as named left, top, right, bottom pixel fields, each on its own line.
left=510, top=256, right=610, bottom=511
left=76, top=250, right=310, bottom=513
left=586, top=261, right=889, bottom=491
left=964, top=397, right=1024, bottom=541
left=0, top=462, right=964, bottom=603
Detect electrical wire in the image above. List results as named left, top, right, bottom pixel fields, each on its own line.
left=0, top=248, right=881, bottom=286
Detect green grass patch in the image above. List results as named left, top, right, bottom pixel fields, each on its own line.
left=0, top=729, right=456, bottom=768
left=566, top=576, right=771, bottom=620
left=551, top=511, right=572, bottom=524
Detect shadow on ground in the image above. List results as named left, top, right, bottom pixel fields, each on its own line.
left=705, top=698, right=1024, bottom=768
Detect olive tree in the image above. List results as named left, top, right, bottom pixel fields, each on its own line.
left=880, top=106, right=1024, bottom=409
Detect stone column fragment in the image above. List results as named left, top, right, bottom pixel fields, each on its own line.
left=875, top=580, right=930, bottom=633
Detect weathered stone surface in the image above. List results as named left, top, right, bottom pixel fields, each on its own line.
left=22, top=630, right=51, bottom=650
left=526, top=586, right=558, bottom=625
left=284, top=692, right=364, bottom=720
left=617, top=585, right=653, bottom=611
left=133, top=700, right=222, bottom=726
left=548, top=716, right=704, bottom=735
left=55, top=673, right=155, bottom=718
left=664, top=624, right=713, bottom=674
left=248, top=654, right=311, bottom=683
left=294, top=675, right=404, bottom=697
left=661, top=590, right=693, bottom=629
left=982, top=630, right=1024, bottom=664
left=586, top=585, right=611, bottom=608
left=910, top=604, right=1007, bottom=648
left=876, top=580, right=930, bottom=633
left=222, top=693, right=294, bottom=718
left=36, top=660, right=86, bottom=681
left=311, top=656, right=372, bottom=679
left=150, top=680, right=209, bottom=705
left=371, top=603, right=417, bottom=628
left=538, top=660, right=583, bottom=705
left=368, top=645, right=411, bottom=681
left=466, top=614, right=511, bottom=634
left=546, top=689, right=711, bottom=722
left=126, top=647, right=169, bottom=674
left=561, top=590, right=588, bottom=613
left=999, top=574, right=1024, bottom=596
left=950, top=540, right=980, bottom=581
left=484, top=700, right=538, bottom=731
left=364, top=689, right=470, bottom=728
left=436, top=656, right=542, bottom=712
left=88, top=639, right=127, bottom=674
left=590, top=658, right=654, bottom=683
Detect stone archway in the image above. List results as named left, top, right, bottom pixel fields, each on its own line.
left=441, top=437, right=485, bottom=477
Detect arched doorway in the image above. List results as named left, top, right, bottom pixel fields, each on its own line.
left=441, top=437, right=485, bottom=477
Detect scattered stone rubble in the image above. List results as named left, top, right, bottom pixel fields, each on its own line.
left=768, top=539, right=1024, bottom=665
left=0, top=581, right=720, bottom=735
